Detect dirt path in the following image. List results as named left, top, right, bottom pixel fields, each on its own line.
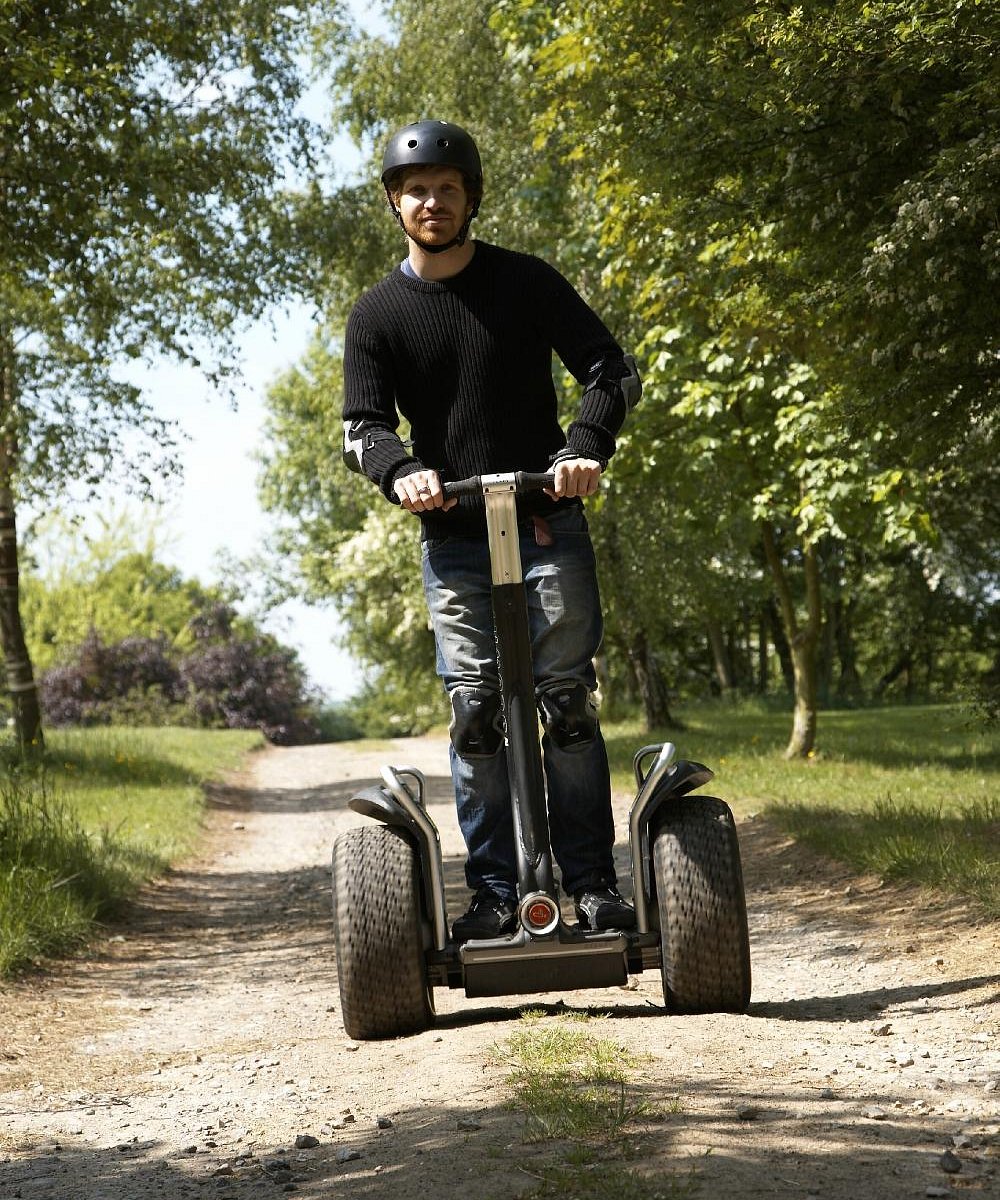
left=1, top=737, right=997, bottom=1200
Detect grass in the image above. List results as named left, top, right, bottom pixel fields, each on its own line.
left=0, top=726, right=262, bottom=976
left=490, top=1011, right=695, bottom=1199
left=512, top=1163, right=698, bottom=1200
left=498, top=1012, right=647, bottom=1141
left=603, top=701, right=1000, bottom=916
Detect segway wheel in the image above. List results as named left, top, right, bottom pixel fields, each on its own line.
left=652, top=797, right=751, bottom=1015
left=332, top=825, right=435, bottom=1039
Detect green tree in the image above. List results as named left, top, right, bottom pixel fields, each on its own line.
left=495, top=0, right=1000, bottom=464
left=489, top=0, right=998, bottom=753
left=0, top=0, right=338, bottom=753
left=259, top=331, right=442, bottom=720
left=272, top=0, right=998, bottom=751
left=20, top=510, right=233, bottom=671
left=258, top=333, right=368, bottom=606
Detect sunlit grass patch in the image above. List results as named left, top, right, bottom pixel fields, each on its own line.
left=495, top=1013, right=649, bottom=1142
left=0, top=774, right=158, bottom=974
left=40, top=726, right=261, bottom=858
left=1, top=726, right=261, bottom=975
left=489, top=1012, right=694, bottom=1199
left=773, top=793, right=1000, bottom=916
left=603, top=703, right=1000, bottom=914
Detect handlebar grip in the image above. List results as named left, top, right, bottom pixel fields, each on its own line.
left=515, top=471, right=556, bottom=491
left=442, top=476, right=482, bottom=499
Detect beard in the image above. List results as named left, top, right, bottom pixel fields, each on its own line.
left=401, top=209, right=466, bottom=249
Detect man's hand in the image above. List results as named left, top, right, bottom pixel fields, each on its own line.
left=395, top=469, right=458, bottom=513
left=545, top=457, right=603, bottom=500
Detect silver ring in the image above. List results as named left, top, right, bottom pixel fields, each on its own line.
left=417, top=486, right=431, bottom=495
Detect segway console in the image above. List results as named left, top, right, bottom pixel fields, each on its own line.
left=332, top=471, right=751, bottom=1039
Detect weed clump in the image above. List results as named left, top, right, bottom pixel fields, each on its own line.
left=492, top=1012, right=693, bottom=1199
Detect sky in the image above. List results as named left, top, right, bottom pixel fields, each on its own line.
left=124, top=307, right=365, bottom=703
left=112, top=80, right=372, bottom=702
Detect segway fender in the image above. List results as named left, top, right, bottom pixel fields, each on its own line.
left=349, top=785, right=412, bottom=826
left=346, top=770, right=448, bottom=952
left=627, top=744, right=716, bottom=933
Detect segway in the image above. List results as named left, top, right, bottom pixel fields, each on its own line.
left=332, top=471, right=751, bottom=1039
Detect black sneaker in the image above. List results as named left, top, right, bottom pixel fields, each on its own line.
left=452, top=888, right=517, bottom=942
left=574, top=886, right=636, bottom=931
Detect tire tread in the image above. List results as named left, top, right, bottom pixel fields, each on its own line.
left=653, top=796, right=752, bottom=1014
left=332, top=826, right=434, bottom=1039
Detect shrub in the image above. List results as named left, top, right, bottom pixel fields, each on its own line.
left=38, top=617, right=321, bottom=744
left=311, top=703, right=364, bottom=742
left=40, top=631, right=182, bottom=726
left=347, top=679, right=447, bottom=738
left=179, top=637, right=319, bottom=745
left=971, top=662, right=1000, bottom=728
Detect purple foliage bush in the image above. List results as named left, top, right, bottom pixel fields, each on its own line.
left=40, top=631, right=184, bottom=727
left=178, top=637, right=317, bottom=746
left=39, top=614, right=319, bottom=745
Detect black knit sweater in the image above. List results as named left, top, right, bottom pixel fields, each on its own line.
left=342, top=241, right=626, bottom=537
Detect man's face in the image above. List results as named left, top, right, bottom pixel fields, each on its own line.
left=397, top=165, right=471, bottom=249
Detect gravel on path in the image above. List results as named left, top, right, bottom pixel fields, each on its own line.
left=0, top=736, right=996, bottom=1199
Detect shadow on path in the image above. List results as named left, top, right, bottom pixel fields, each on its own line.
left=2, top=1070, right=988, bottom=1200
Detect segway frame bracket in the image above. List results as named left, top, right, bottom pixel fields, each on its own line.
left=446, top=470, right=559, bottom=900
left=460, top=925, right=630, bottom=997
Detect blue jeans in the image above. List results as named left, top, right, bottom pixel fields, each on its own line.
left=421, top=505, right=617, bottom=901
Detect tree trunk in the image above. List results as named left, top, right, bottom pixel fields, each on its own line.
left=817, top=597, right=836, bottom=706
left=626, top=629, right=679, bottom=732
left=594, top=649, right=616, bottom=716
left=757, top=608, right=770, bottom=694
left=787, top=627, right=819, bottom=758
left=874, top=651, right=913, bottom=700
left=706, top=617, right=735, bottom=694
left=760, top=519, right=821, bottom=758
left=741, top=605, right=754, bottom=690
left=764, top=597, right=794, bottom=694
left=834, top=596, right=863, bottom=703
left=0, top=340, right=44, bottom=757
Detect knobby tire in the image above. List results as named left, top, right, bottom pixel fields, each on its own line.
left=332, top=826, right=435, bottom=1039
left=652, top=796, right=752, bottom=1015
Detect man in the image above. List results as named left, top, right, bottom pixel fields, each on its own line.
left=342, top=119, right=641, bottom=941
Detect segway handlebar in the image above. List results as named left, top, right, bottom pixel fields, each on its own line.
left=443, top=471, right=556, bottom=499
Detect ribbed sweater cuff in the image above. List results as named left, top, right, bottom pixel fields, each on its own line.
left=382, top=458, right=423, bottom=501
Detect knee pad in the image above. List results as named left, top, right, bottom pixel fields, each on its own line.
left=450, top=686, right=504, bottom=757
left=538, top=682, right=599, bottom=751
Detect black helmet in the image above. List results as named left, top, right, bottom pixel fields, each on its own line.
left=380, top=120, right=483, bottom=253
left=380, top=120, right=482, bottom=188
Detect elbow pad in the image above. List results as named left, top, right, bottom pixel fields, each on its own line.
left=342, top=419, right=405, bottom=475
left=584, top=352, right=643, bottom=413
